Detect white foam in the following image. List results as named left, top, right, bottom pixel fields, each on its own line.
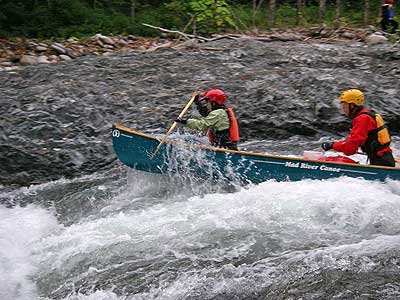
left=4, top=175, right=399, bottom=299
left=33, top=177, right=400, bottom=273
left=0, top=205, right=59, bottom=300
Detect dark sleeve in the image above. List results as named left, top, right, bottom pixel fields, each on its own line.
left=196, top=102, right=208, bottom=117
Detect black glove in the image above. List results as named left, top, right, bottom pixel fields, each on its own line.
left=321, top=142, right=334, bottom=151
left=175, top=118, right=187, bottom=125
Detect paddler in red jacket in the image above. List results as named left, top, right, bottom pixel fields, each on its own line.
left=175, top=89, right=240, bottom=150
left=321, top=89, right=395, bottom=167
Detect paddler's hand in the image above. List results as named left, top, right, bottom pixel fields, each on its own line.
left=175, top=118, right=187, bottom=125
left=321, top=142, right=334, bottom=151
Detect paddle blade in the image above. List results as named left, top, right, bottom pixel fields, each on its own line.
left=150, top=92, right=198, bottom=160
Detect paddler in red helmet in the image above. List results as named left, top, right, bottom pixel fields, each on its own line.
left=175, top=89, right=240, bottom=150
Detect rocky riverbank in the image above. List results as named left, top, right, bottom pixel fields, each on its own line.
left=1, top=27, right=399, bottom=187
left=0, top=26, right=397, bottom=70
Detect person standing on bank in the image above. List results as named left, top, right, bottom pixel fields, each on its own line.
left=175, top=89, right=239, bottom=150
left=381, top=0, right=398, bottom=33
left=321, top=89, right=395, bottom=167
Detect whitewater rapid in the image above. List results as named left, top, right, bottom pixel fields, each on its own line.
left=1, top=170, right=400, bottom=300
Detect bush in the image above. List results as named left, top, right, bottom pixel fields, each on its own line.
left=165, top=0, right=237, bottom=34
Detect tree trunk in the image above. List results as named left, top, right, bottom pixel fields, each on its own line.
left=130, top=0, right=136, bottom=19
left=296, top=0, right=303, bottom=26
left=364, top=0, right=369, bottom=25
left=335, top=0, right=341, bottom=29
left=268, top=0, right=276, bottom=27
left=319, top=0, right=326, bottom=25
left=253, top=0, right=257, bottom=27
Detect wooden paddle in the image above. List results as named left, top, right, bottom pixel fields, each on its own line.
left=356, top=151, right=400, bottom=163
left=150, top=92, right=198, bottom=160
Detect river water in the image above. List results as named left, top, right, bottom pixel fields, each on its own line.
left=1, top=37, right=400, bottom=300
left=1, top=137, right=400, bottom=300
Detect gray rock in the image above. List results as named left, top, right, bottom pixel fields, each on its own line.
left=341, top=32, right=356, bottom=39
left=49, top=55, right=58, bottom=61
left=365, top=34, right=388, bottom=44
left=59, top=55, right=72, bottom=61
left=118, top=39, right=129, bottom=46
left=37, top=56, right=50, bottom=64
left=36, top=46, right=48, bottom=52
left=0, top=61, right=13, bottom=66
left=65, top=48, right=77, bottom=58
left=270, top=33, right=305, bottom=41
left=20, top=55, right=39, bottom=65
left=96, top=40, right=104, bottom=47
left=51, top=44, right=67, bottom=54
left=96, top=34, right=115, bottom=46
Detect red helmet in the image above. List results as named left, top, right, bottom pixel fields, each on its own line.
left=385, top=0, right=393, bottom=3
left=203, top=89, right=226, bottom=105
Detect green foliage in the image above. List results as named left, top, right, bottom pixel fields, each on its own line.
left=0, top=0, right=393, bottom=38
left=0, top=1, right=30, bottom=34
left=274, top=4, right=298, bottom=27
left=166, top=0, right=237, bottom=34
left=190, top=0, right=236, bottom=32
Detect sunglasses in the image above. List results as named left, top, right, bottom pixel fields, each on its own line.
left=199, top=96, right=210, bottom=103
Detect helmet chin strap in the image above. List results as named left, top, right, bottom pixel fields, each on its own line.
left=349, top=104, right=363, bottom=119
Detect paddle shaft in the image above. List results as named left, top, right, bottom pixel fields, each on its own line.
left=356, top=151, right=400, bottom=163
left=150, top=93, right=198, bottom=159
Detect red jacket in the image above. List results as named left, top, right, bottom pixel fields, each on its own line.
left=333, top=108, right=392, bottom=156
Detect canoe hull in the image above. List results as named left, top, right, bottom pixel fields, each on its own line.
left=112, top=124, right=400, bottom=183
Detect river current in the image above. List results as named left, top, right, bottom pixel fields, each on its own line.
left=1, top=136, right=400, bottom=300
left=1, top=37, right=400, bottom=300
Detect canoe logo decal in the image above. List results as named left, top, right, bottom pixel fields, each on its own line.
left=112, top=129, right=120, bottom=137
left=285, top=161, right=340, bottom=172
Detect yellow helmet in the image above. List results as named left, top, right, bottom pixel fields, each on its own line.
left=339, top=89, right=364, bottom=106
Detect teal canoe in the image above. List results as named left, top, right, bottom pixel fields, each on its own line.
left=112, top=124, right=400, bottom=183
